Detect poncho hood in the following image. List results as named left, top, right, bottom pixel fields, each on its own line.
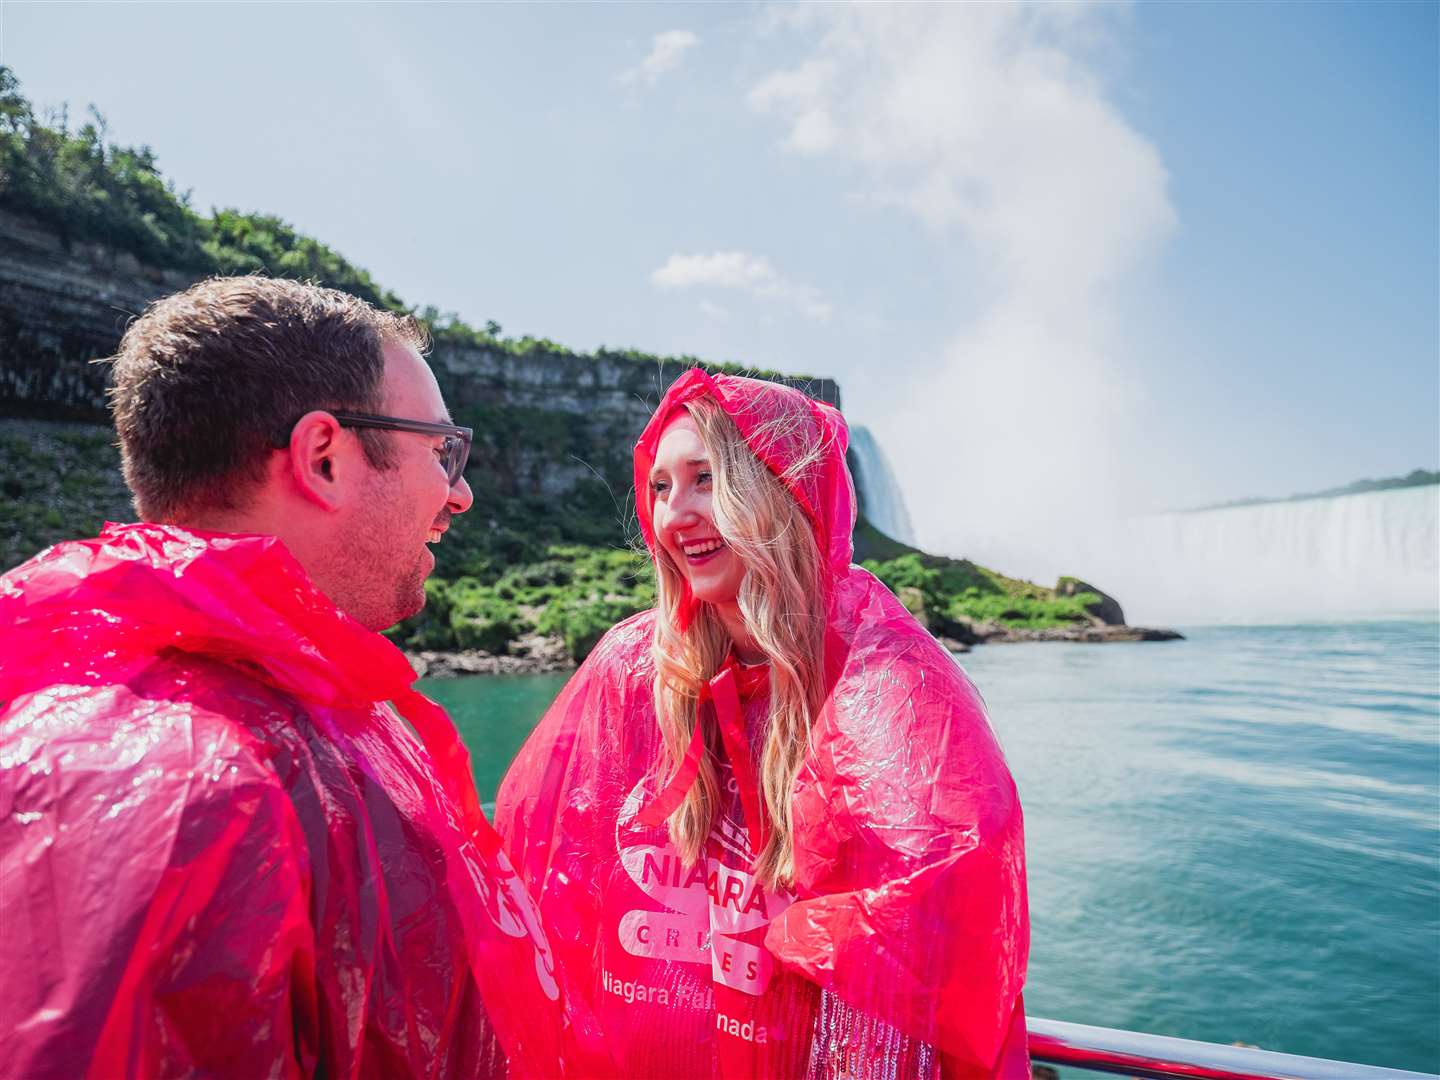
left=633, top=368, right=857, bottom=620
left=1, top=521, right=413, bottom=709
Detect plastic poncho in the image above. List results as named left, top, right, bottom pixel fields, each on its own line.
left=0, top=523, right=594, bottom=1079
left=495, top=369, right=1030, bottom=1078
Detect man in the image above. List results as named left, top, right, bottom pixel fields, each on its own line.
left=0, top=277, right=581, bottom=1078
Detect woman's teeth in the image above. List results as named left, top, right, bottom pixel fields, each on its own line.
left=427, top=529, right=445, bottom=544
left=682, top=538, right=724, bottom=557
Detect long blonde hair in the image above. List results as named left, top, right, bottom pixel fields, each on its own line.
left=650, top=397, right=828, bottom=888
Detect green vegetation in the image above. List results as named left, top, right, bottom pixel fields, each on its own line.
left=0, top=424, right=133, bottom=568
left=531, top=546, right=656, bottom=658
left=0, top=75, right=203, bottom=271
left=390, top=545, right=654, bottom=660
left=861, top=552, right=1103, bottom=633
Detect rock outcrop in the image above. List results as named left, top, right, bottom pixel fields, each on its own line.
left=1056, top=575, right=1126, bottom=626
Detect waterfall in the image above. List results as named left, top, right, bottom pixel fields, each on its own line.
left=1070, top=484, right=1440, bottom=624
left=848, top=425, right=918, bottom=546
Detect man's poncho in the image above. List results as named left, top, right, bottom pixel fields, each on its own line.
left=496, top=369, right=1030, bottom=1077
left=0, top=523, right=589, bottom=1078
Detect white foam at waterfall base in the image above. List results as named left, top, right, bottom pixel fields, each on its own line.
left=848, top=425, right=918, bottom=547
left=1064, top=485, right=1440, bottom=625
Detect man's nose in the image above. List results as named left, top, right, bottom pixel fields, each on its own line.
left=448, top=475, right=474, bottom=514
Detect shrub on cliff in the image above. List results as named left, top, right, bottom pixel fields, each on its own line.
left=446, top=579, right=527, bottom=653
left=537, top=592, right=645, bottom=661
left=0, top=424, right=132, bottom=568
left=0, top=68, right=206, bottom=269
left=530, top=546, right=655, bottom=660
left=862, top=552, right=1104, bottom=632
left=392, top=579, right=460, bottom=650
left=202, top=210, right=406, bottom=313
left=390, top=544, right=654, bottom=661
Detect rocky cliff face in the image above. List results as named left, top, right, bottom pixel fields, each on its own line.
left=0, top=209, right=192, bottom=419
left=427, top=345, right=839, bottom=502
left=0, top=209, right=839, bottom=503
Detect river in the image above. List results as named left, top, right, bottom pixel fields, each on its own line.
left=421, top=617, right=1440, bottom=1072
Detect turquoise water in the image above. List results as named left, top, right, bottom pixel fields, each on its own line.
left=421, top=619, right=1440, bottom=1071
left=425, top=670, right=571, bottom=804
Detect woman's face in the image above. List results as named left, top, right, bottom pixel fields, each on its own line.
left=648, top=412, right=747, bottom=607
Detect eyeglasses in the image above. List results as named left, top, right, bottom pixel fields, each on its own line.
left=331, top=411, right=473, bottom=487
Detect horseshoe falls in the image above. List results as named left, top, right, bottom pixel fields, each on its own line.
left=1071, top=483, right=1439, bottom=625
left=848, top=425, right=917, bottom=546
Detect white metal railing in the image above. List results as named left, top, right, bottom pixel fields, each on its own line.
left=1029, top=1016, right=1438, bottom=1080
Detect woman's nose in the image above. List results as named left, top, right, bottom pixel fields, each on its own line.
left=660, top=504, right=705, bottom=539
left=665, top=485, right=704, bottom=523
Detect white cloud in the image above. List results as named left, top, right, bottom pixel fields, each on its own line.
left=621, top=30, right=700, bottom=87
left=653, top=251, right=772, bottom=290
left=748, top=4, right=1177, bottom=570
left=652, top=251, right=832, bottom=321
left=698, top=299, right=731, bottom=320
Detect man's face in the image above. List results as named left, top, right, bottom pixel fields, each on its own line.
left=338, top=341, right=473, bottom=630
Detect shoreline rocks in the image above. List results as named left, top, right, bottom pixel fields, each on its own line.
left=979, top=624, right=1185, bottom=644
left=406, top=632, right=575, bottom=679
left=409, top=622, right=1186, bottom=679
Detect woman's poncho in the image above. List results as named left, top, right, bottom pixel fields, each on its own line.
left=495, top=369, right=1030, bottom=1077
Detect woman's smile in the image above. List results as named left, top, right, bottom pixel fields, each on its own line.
left=679, top=535, right=726, bottom=563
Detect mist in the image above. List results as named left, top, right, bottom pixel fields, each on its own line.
left=750, top=3, right=1179, bottom=582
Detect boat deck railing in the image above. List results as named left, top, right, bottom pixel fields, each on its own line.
left=1029, top=1017, right=1438, bottom=1080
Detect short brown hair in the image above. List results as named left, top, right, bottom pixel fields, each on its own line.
left=109, top=275, right=428, bottom=520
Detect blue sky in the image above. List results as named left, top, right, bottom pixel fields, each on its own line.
left=4, top=1, right=1435, bottom=563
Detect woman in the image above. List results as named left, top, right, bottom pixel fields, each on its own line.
left=495, top=369, right=1029, bottom=1077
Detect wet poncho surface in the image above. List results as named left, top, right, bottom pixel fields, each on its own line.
left=0, top=524, right=584, bottom=1079
left=495, top=369, right=1030, bottom=1077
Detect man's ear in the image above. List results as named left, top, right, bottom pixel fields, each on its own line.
left=286, top=410, right=353, bottom=511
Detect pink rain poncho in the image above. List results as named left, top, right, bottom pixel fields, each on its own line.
left=0, top=523, right=595, bottom=1079
left=495, top=369, right=1030, bottom=1077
